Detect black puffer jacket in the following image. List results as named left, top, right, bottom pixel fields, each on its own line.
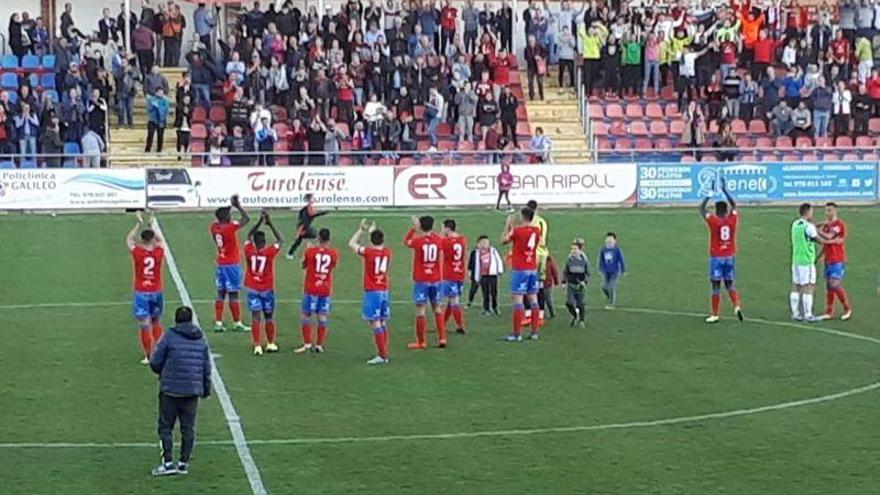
left=149, top=323, right=212, bottom=398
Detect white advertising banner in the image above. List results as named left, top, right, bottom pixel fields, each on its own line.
left=393, top=164, right=638, bottom=206
left=0, top=169, right=146, bottom=210
left=145, top=167, right=395, bottom=209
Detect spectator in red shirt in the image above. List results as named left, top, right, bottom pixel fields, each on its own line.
left=752, top=29, right=781, bottom=81
left=828, top=30, right=851, bottom=80
left=440, top=0, right=458, bottom=56
left=866, top=68, right=880, bottom=114
left=496, top=163, right=513, bottom=210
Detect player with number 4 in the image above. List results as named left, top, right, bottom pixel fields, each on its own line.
left=501, top=207, right=543, bottom=342
left=243, top=211, right=283, bottom=356
left=699, top=177, right=744, bottom=324
left=295, top=227, right=339, bottom=354
left=127, top=210, right=166, bottom=365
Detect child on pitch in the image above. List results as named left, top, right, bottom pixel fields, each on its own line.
left=598, top=232, right=627, bottom=309
left=563, top=237, right=590, bottom=327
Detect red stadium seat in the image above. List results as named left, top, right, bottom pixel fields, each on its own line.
left=660, top=86, right=675, bottom=100
left=589, top=105, right=605, bottom=119
left=609, top=121, right=627, bottom=136
left=665, top=103, right=680, bottom=118
left=625, top=104, right=644, bottom=119
left=630, top=121, right=649, bottom=136
left=701, top=155, right=718, bottom=162
left=645, top=103, right=664, bottom=119
left=654, top=139, right=673, bottom=149
left=605, top=103, right=624, bottom=120
left=782, top=154, right=801, bottom=161
left=413, top=106, right=425, bottom=120
left=835, top=136, right=854, bottom=147
left=841, top=152, right=861, bottom=161
left=190, top=123, right=208, bottom=139
left=273, top=140, right=289, bottom=152
left=680, top=154, right=696, bottom=162
left=597, top=138, right=613, bottom=150
left=209, top=105, right=226, bottom=123
left=730, top=119, right=747, bottom=134
left=869, top=118, right=880, bottom=134
left=735, top=137, right=754, bottom=148
left=708, top=120, right=719, bottom=134
left=272, top=123, right=289, bottom=137
left=795, top=136, right=813, bottom=147
left=855, top=136, right=873, bottom=147
left=516, top=122, right=531, bottom=136
left=775, top=136, right=793, bottom=148
left=821, top=152, right=840, bottom=161
left=754, top=137, right=773, bottom=148
left=669, top=120, right=685, bottom=135
left=747, top=120, right=767, bottom=134
left=592, top=121, right=609, bottom=137
left=649, top=121, right=668, bottom=135
left=815, top=136, right=833, bottom=147
left=192, top=107, right=207, bottom=123
left=614, top=138, right=633, bottom=150
left=634, top=138, right=653, bottom=149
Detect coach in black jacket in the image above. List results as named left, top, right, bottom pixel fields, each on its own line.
left=149, top=307, right=212, bottom=476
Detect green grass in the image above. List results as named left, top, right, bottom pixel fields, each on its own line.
left=1, top=207, right=879, bottom=494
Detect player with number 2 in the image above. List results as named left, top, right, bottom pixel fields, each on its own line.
left=127, top=211, right=166, bottom=364
left=699, top=177, right=744, bottom=324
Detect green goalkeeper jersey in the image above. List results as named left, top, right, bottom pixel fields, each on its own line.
left=791, top=218, right=818, bottom=266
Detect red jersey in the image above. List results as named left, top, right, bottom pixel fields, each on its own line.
left=404, top=229, right=443, bottom=283
left=831, top=38, right=850, bottom=62
left=821, top=219, right=847, bottom=264
left=131, top=245, right=165, bottom=292
left=211, top=221, right=241, bottom=265
left=441, top=235, right=468, bottom=282
left=243, top=241, right=280, bottom=292
left=440, top=6, right=458, bottom=30
left=510, top=225, right=541, bottom=271
left=705, top=211, right=739, bottom=257
left=302, top=245, right=339, bottom=297
left=720, top=41, right=737, bottom=65
left=358, top=245, right=392, bottom=291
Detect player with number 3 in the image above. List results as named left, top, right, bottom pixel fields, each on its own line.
left=699, top=177, right=744, bottom=324
left=128, top=211, right=166, bottom=364
left=295, top=227, right=339, bottom=354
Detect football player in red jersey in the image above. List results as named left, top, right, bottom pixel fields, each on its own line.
left=127, top=211, right=166, bottom=364
left=209, top=195, right=251, bottom=333
left=501, top=207, right=543, bottom=342
left=440, top=219, right=468, bottom=334
left=403, top=216, right=447, bottom=349
left=295, top=228, right=340, bottom=354
left=818, top=202, right=852, bottom=320
left=349, top=219, right=392, bottom=365
left=699, top=178, right=744, bottom=323
left=243, top=211, right=283, bottom=356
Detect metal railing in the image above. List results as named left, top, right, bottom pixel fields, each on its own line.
left=594, top=145, right=880, bottom=163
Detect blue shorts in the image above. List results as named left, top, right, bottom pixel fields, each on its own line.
left=412, top=282, right=439, bottom=305
left=825, top=262, right=845, bottom=280
left=440, top=280, right=464, bottom=299
left=362, top=290, right=391, bottom=321
left=133, top=291, right=164, bottom=319
left=301, top=293, right=332, bottom=315
left=247, top=289, right=276, bottom=313
left=215, top=264, right=243, bottom=292
left=510, top=270, right=540, bottom=295
left=709, top=256, right=736, bottom=281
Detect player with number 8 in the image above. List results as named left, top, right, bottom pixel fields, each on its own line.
left=699, top=177, right=744, bottom=324
left=127, top=210, right=166, bottom=364
left=210, top=194, right=251, bottom=333
left=295, top=227, right=339, bottom=354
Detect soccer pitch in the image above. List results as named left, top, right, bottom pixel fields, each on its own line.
left=1, top=206, right=879, bottom=495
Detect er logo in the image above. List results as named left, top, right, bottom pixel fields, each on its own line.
left=408, top=173, right=447, bottom=199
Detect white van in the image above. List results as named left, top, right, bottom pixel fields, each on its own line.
left=146, top=169, right=201, bottom=208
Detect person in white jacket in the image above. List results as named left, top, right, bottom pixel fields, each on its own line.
left=80, top=129, right=105, bottom=168
left=466, top=235, right=505, bottom=315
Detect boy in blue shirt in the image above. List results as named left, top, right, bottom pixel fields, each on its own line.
left=598, top=232, right=626, bottom=309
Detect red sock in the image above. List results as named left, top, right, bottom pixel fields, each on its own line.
left=443, top=305, right=452, bottom=325
left=415, top=316, right=427, bottom=345
left=452, top=305, right=465, bottom=329
left=382, top=324, right=390, bottom=347
left=251, top=320, right=262, bottom=346
left=151, top=322, right=164, bottom=344
left=711, top=294, right=721, bottom=315
left=301, top=322, right=313, bottom=345
left=230, top=300, right=241, bottom=322
left=825, top=290, right=836, bottom=315
left=434, top=313, right=447, bottom=343
left=214, top=300, right=224, bottom=322
left=530, top=305, right=541, bottom=333
left=513, top=306, right=524, bottom=336
left=139, top=330, right=153, bottom=357
left=266, top=321, right=276, bottom=343
left=316, top=324, right=327, bottom=345
left=374, top=328, right=388, bottom=358
left=836, top=287, right=851, bottom=311
left=727, top=289, right=740, bottom=308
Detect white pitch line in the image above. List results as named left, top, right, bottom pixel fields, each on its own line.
left=153, top=218, right=268, bottom=495
left=2, top=380, right=878, bottom=450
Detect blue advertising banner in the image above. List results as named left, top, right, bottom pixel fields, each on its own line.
left=637, top=162, right=878, bottom=204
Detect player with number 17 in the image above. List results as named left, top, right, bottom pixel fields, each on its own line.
left=699, top=177, right=744, bottom=324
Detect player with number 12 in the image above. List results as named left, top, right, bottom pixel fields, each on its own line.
left=295, top=228, right=340, bottom=354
